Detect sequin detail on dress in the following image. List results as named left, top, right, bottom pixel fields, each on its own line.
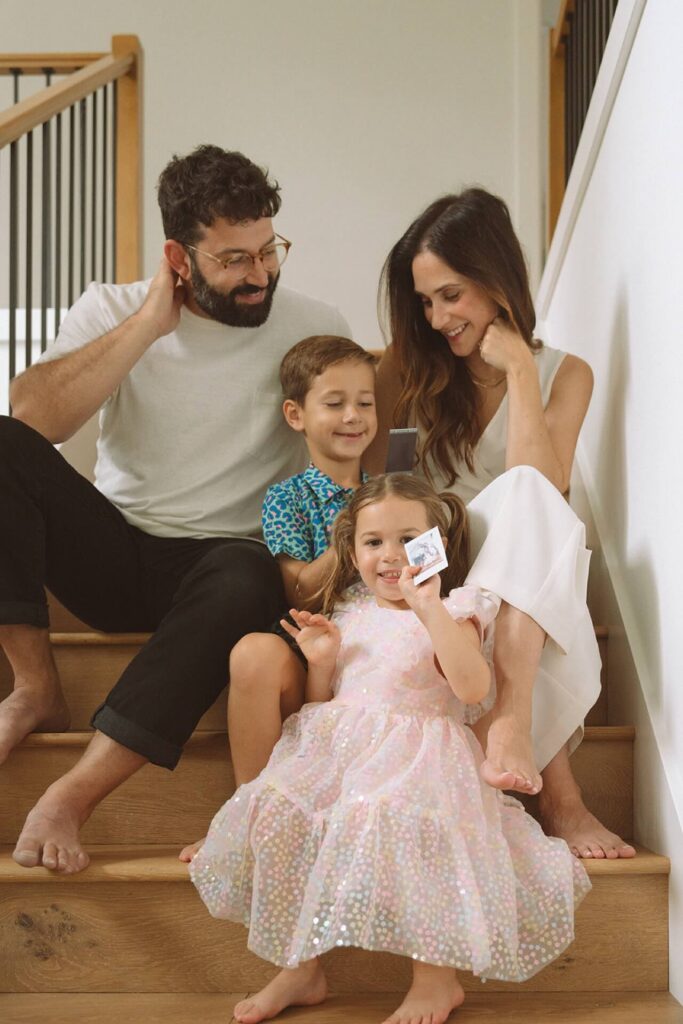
left=190, top=584, right=590, bottom=980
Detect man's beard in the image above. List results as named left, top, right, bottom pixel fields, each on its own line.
left=189, top=260, right=280, bottom=327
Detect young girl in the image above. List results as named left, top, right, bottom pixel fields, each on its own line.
left=190, top=474, right=590, bottom=1024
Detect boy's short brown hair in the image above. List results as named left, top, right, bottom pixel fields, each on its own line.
left=280, top=335, right=378, bottom=405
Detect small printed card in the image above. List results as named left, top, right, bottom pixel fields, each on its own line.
left=405, top=527, right=448, bottom=585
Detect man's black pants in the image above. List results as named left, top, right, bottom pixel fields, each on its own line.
left=0, top=416, right=285, bottom=768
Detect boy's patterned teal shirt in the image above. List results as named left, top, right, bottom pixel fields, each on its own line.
left=262, top=464, right=369, bottom=562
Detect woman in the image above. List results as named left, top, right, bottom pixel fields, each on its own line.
left=365, top=188, right=634, bottom=860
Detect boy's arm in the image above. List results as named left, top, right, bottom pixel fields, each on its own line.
left=278, top=547, right=336, bottom=610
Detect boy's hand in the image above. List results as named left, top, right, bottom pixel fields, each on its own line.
left=398, top=565, right=441, bottom=617
left=281, top=609, right=341, bottom=667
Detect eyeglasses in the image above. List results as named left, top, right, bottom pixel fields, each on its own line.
left=184, top=234, right=292, bottom=276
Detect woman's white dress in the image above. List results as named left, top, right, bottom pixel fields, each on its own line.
left=418, top=345, right=601, bottom=769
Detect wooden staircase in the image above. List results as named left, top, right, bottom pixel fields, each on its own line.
left=0, top=628, right=681, bottom=1022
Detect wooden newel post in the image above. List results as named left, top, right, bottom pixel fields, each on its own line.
left=112, top=34, right=142, bottom=283
left=548, top=26, right=566, bottom=244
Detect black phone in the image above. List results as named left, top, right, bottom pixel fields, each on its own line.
left=385, top=427, right=418, bottom=473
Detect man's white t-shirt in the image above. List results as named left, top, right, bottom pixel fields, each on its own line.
left=38, top=281, right=350, bottom=539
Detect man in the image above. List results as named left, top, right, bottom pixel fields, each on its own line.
left=0, top=144, right=349, bottom=874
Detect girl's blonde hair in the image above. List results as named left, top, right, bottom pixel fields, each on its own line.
left=320, top=473, right=469, bottom=614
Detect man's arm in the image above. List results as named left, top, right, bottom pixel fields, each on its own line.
left=10, top=259, right=185, bottom=443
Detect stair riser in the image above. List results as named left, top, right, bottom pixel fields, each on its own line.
left=0, top=874, right=667, bottom=993
left=0, top=636, right=608, bottom=732
left=0, top=737, right=234, bottom=845
left=0, top=737, right=632, bottom=845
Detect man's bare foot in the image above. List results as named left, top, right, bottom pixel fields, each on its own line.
left=539, top=795, right=636, bottom=859
left=381, top=963, right=465, bottom=1024
left=0, top=687, right=70, bottom=766
left=233, top=958, right=327, bottom=1023
left=179, top=837, right=205, bottom=863
left=12, top=787, right=90, bottom=874
left=480, top=714, right=542, bottom=795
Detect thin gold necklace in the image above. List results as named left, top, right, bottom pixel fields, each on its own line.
left=467, top=368, right=507, bottom=389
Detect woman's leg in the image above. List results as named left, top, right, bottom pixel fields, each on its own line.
left=179, top=633, right=305, bottom=862
left=233, top=957, right=327, bottom=1024
left=538, top=743, right=636, bottom=859
left=473, top=605, right=636, bottom=858
left=381, top=961, right=465, bottom=1024
left=480, top=602, right=544, bottom=795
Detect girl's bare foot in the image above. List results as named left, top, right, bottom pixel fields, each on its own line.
left=539, top=794, right=636, bottom=859
left=0, top=687, right=70, bottom=766
left=480, top=714, right=542, bottom=795
left=233, top=959, right=327, bottom=1023
left=381, top=962, right=465, bottom=1024
left=179, top=837, right=205, bottom=863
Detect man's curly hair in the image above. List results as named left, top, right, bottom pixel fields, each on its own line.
left=157, top=144, right=281, bottom=244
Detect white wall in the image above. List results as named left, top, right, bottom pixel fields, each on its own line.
left=537, top=0, right=683, bottom=999
left=1, top=0, right=545, bottom=350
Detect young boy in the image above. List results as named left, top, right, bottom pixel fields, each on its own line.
left=263, top=334, right=377, bottom=610
left=180, top=335, right=376, bottom=862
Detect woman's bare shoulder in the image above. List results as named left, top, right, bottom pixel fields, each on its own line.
left=552, top=352, right=594, bottom=397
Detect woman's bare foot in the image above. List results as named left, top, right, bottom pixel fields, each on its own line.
left=12, top=785, right=91, bottom=873
left=480, top=714, right=542, bottom=795
left=233, top=958, right=327, bottom=1023
left=539, top=794, right=636, bottom=859
left=179, top=837, right=205, bottom=863
left=0, top=687, right=70, bottom=766
left=381, top=963, right=465, bottom=1024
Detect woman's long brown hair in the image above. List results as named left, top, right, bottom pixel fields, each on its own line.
left=381, top=188, right=540, bottom=487
left=320, top=473, right=469, bottom=615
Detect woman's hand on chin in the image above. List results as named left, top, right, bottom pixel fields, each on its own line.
left=478, top=317, right=533, bottom=374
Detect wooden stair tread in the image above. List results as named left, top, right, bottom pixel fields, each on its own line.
left=47, top=625, right=611, bottom=644
left=0, top=843, right=668, bottom=883
left=0, top=991, right=681, bottom=1023
left=16, top=724, right=634, bottom=746
left=49, top=632, right=151, bottom=646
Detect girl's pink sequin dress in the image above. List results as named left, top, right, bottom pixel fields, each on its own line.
left=190, top=584, right=590, bottom=981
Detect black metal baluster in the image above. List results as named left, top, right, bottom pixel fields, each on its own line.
left=25, top=131, right=33, bottom=367
left=12, top=67, right=20, bottom=104
left=55, top=111, right=63, bottom=338
left=40, top=71, right=53, bottom=353
left=80, top=97, right=87, bottom=294
left=91, top=87, right=97, bottom=282
left=9, top=141, right=19, bottom=387
left=102, top=86, right=108, bottom=281
left=112, top=78, right=118, bottom=284
left=68, top=104, right=76, bottom=306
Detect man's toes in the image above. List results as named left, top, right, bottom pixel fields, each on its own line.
left=57, top=847, right=71, bottom=873
left=75, top=850, right=90, bottom=870
left=41, top=841, right=58, bottom=869
left=619, top=842, right=637, bottom=858
left=12, top=840, right=41, bottom=868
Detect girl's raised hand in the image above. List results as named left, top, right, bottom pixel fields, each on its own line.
left=280, top=609, right=341, bottom=667
left=397, top=565, right=441, bottom=616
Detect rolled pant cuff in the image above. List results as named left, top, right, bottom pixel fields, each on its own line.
left=0, top=600, right=49, bottom=628
left=91, top=703, right=182, bottom=769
